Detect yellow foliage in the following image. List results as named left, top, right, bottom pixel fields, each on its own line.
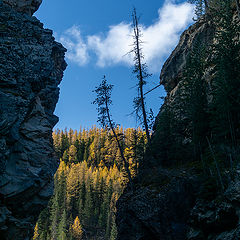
left=71, top=216, right=83, bottom=240
left=69, top=145, right=77, bottom=162
left=55, top=160, right=69, bottom=180
left=33, top=223, right=39, bottom=240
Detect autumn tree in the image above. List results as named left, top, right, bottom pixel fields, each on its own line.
left=33, top=223, right=40, bottom=240
left=36, top=126, right=146, bottom=239
left=71, top=216, right=83, bottom=240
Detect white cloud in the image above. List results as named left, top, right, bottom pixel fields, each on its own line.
left=58, top=0, right=194, bottom=72
left=60, top=26, right=89, bottom=66
left=88, top=23, right=133, bottom=67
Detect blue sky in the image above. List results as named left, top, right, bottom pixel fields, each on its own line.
left=35, top=0, right=194, bottom=130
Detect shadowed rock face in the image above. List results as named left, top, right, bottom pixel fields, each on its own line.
left=116, top=169, right=197, bottom=240
left=160, top=18, right=215, bottom=93
left=0, top=1, right=66, bottom=239
left=116, top=18, right=215, bottom=240
left=116, top=11, right=240, bottom=240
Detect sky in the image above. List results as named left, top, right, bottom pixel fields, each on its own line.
left=35, top=0, right=194, bottom=130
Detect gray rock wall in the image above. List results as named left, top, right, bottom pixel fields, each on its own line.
left=0, top=1, right=66, bottom=239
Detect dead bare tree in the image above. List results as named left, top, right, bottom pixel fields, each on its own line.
left=131, top=8, right=151, bottom=144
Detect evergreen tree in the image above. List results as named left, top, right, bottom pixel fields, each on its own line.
left=58, top=209, right=68, bottom=240
left=38, top=126, right=145, bottom=239
left=110, top=221, right=118, bottom=240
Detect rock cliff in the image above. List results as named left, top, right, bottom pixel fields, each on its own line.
left=116, top=17, right=214, bottom=240
left=0, top=0, right=66, bottom=239
left=116, top=6, right=240, bottom=240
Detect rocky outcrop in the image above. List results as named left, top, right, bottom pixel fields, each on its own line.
left=0, top=1, right=66, bottom=239
left=116, top=8, right=240, bottom=240
left=116, top=18, right=215, bottom=240
left=187, top=175, right=240, bottom=240
left=160, top=17, right=215, bottom=93
left=3, top=0, right=42, bottom=16
left=117, top=169, right=198, bottom=240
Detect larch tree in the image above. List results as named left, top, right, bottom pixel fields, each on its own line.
left=93, top=76, right=133, bottom=188
left=33, top=223, right=40, bottom=240
left=71, top=216, right=83, bottom=240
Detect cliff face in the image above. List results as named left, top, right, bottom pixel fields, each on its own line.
left=0, top=1, right=66, bottom=239
left=116, top=18, right=214, bottom=240
left=116, top=9, right=240, bottom=240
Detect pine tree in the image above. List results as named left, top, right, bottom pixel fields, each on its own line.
left=188, top=0, right=209, bottom=18
left=110, top=221, right=118, bottom=240
left=58, top=209, right=68, bottom=240
left=210, top=0, right=240, bottom=150
left=182, top=42, right=209, bottom=161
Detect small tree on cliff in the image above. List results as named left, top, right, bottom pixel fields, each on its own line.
left=131, top=8, right=151, bottom=144
left=188, top=0, right=209, bottom=17
left=93, top=76, right=133, bottom=187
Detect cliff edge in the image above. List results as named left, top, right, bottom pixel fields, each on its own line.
left=117, top=5, right=240, bottom=240
left=0, top=1, right=66, bottom=239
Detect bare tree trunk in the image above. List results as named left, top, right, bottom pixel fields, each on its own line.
left=105, top=96, right=133, bottom=188
left=132, top=10, right=151, bottom=144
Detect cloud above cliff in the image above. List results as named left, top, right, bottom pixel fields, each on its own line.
left=59, top=0, right=194, bottom=72
left=60, top=26, right=89, bottom=66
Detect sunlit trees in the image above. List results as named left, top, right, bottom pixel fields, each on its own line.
left=35, top=126, right=146, bottom=239
left=71, top=216, right=83, bottom=240
left=33, top=223, right=39, bottom=240
left=69, top=145, right=77, bottom=163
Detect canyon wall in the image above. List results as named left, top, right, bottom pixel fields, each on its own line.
left=0, top=0, right=66, bottom=239
left=117, top=8, right=240, bottom=240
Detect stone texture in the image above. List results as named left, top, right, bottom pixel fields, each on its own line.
left=2, top=0, right=42, bottom=15
left=116, top=169, right=198, bottom=240
left=187, top=177, right=240, bottom=240
left=116, top=12, right=240, bottom=240
left=0, top=1, right=66, bottom=239
left=160, top=17, right=215, bottom=93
